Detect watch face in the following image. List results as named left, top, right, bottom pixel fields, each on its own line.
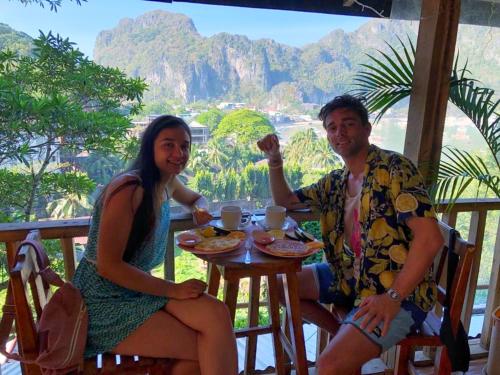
left=388, top=289, right=401, bottom=301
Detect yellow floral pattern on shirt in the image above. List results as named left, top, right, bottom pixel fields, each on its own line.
left=295, top=145, right=438, bottom=312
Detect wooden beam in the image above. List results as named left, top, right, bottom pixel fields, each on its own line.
left=404, top=0, right=461, bottom=185
left=481, top=216, right=500, bottom=349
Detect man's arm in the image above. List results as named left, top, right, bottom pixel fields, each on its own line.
left=257, top=134, right=307, bottom=210
left=390, top=216, right=444, bottom=299
left=353, top=216, right=443, bottom=336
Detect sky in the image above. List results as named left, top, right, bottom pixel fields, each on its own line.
left=0, top=0, right=369, bottom=59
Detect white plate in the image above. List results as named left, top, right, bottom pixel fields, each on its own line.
left=210, top=219, right=250, bottom=231
left=255, top=217, right=292, bottom=231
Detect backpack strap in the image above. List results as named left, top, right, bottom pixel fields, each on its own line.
left=16, top=240, right=64, bottom=288
left=444, top=228, right=459, bottom=308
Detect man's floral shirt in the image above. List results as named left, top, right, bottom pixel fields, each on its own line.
left=295, top=145, right=438, bottom=312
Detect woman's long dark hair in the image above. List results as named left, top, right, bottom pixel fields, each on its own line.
left=105, top=115, right=191, bottom=262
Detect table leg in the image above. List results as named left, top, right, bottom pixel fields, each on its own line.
left=223, top=278, right=239, bottom=324
left=283, top=272, right=308, bottom=375
left=267, top=274, right=286, bottom=375
left=207, top=263, right=221, bottom=297
left=244, top=276, right=261, bottom=374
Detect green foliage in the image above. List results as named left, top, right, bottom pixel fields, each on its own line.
left=77, top=152, right=125, bottom=186
left=214, top=109, right=275, bottom=144
left=301, top=221, right=324, bottom=265
left=14, top=0, right=86, bottom=12
left=352, top=36, right=500, bottom=208
left=0, top=31, right=146, bottom=221
left=195, top=108, right=224, bottom=132
left=137, top=100, right=174, bottom=117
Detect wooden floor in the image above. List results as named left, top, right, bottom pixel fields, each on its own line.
left=1, top=323, right=489, bottom=374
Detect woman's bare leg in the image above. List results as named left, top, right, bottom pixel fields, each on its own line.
left=165, top=293, right=238, bottom=375
left=112, top=310, right=201, bottom=375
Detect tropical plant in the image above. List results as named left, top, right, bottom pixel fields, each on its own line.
left=195, top=108, right=224, bottom=132
left=214, top=109, right=275, bottom=144
left=352, top=37, right=499, bottom=207
left=14, top=0, right=86, bottom=12
left=0, top=31, right=145, bottom=221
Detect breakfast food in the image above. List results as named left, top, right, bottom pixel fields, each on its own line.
left=227, top=231, right=246, bottom=240
left=267, top=229, right=285, bottom=239
left=305, top=241, right=324, bottom=251
left=265, top=239, right=309, bottom=256
left=194, top=237, right=241, bottom=252
left=176, top=232, right=202, bottom=247
left=200, top=226, right=217, bottom=237
left=252, top=230, right=275, bottom=245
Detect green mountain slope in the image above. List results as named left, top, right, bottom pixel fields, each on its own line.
left=0, top=23, right=33, bottom=55
left=91, top=10, right=499, bottom=104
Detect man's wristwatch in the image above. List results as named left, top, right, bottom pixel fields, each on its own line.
left=386, top=288, right=402, bottom=303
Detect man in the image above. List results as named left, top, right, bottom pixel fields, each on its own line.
left=257, top=95, right=444, bottom=374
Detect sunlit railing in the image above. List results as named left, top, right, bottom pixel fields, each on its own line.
left=1, top=198, right=499, bottom=353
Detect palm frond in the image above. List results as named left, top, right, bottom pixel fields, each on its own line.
left=432, top=147, right=500, bottom=210
left=448, top=80, right=500, bottom=167
left=352, top=37, right=415, bottom=123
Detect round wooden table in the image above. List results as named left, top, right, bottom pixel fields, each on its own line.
left=194, top=222, right=309, bottom=375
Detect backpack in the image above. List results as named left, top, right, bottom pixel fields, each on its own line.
left=0, top=239, right=88, bottom=374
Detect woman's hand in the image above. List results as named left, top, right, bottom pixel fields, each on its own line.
left=193, top=207, right=213, bottom=225
left=168, top=279, right=207, bottom=300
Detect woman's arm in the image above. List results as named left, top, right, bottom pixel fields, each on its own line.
left=96, top=177, right=205, bottom=299
left=168, top=176, right=212, bottom=225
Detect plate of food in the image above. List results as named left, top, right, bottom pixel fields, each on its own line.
left=254, top=238, right=324, bottom=258
left=176, top=231, right=243, bottom=255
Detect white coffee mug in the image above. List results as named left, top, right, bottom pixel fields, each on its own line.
left=265, top=205, right=286, bottom=229
left=221, top=206, right=242, bottom=230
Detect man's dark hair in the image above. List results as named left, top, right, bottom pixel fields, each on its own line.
left=318, top=95, right=369, bottom=127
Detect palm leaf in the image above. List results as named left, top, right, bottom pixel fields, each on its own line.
left=432, top=147, right=500, bottom=210
left=448, top=80, right=500, bottom=167
left=352, top=37, right=415, bottom=122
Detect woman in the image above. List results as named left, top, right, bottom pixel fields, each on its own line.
left=72, top=115, right=238, bottom=375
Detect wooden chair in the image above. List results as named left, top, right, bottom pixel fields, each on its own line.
left=393, top=221, right=475, bottom=374
left=8, top=230, right=173, bottom=375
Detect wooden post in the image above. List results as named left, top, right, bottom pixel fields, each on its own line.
left=481, top=216, right=500, bottom=349
left=404, top=0, right=461, bottom=184
left=164, top=234, right=175, bottom=281
left=60, top=237, right=76, bottom=281
left=464, top=211, right=487, bottom=332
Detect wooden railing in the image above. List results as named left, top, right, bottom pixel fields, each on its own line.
left=1, top=198, right=499, bottom=352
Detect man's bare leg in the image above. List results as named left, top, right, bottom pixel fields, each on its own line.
left=316, top=323, right=380, bottom=375
left=278, top=265, right=340, bottom=334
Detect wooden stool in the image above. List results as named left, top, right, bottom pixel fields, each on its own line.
left=197, top=241, right=309, bottom=375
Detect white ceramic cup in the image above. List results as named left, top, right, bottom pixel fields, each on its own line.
left=265, top=205, right=286, bottom=229
left=221, top=206, right=242, bottom=230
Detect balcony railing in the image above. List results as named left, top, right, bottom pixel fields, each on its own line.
left=1, top=198, right=499, bottom=354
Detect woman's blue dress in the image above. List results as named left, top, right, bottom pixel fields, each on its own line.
left=72, top=200, right=170, bottom=358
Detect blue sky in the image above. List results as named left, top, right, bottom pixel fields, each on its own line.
left=0, top=0, right=369, bottom=58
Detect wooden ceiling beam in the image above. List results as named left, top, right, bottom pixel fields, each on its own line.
left=404, top=0, right=461, bottom=186
left=145, top=0, right=392, bottom=17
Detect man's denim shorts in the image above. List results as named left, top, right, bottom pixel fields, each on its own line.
left=314, top=262, right=427, bottom=353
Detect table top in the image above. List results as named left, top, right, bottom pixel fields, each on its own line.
left=190, top=222, right=305, bottom=275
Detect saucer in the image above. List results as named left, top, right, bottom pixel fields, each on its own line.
left=255, top=217, right=291, bottom=231
left=210, top=219, right=249, bottom=231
